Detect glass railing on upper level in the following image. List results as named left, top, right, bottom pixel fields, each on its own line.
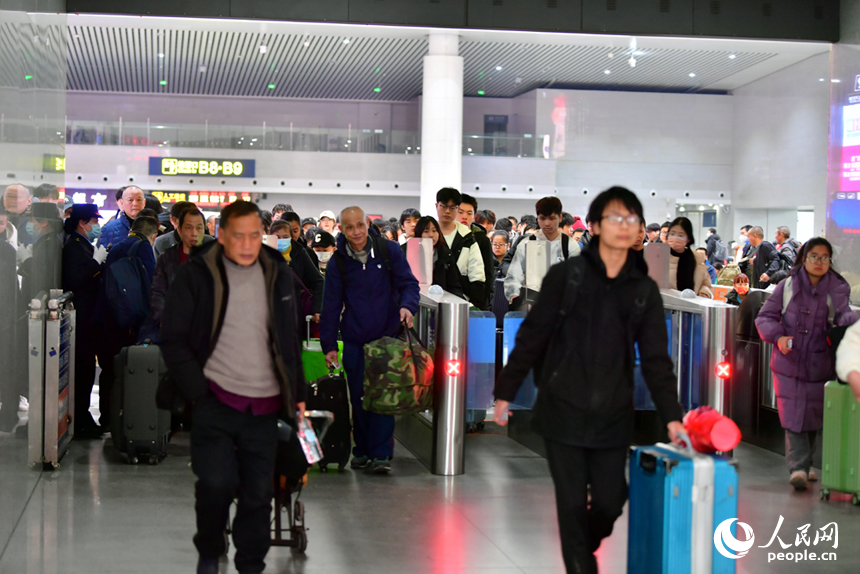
left=0, top=117, right=546, bottom=158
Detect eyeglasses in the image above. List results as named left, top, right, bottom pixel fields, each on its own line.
left=602, top=215, right=640, bottom=227
left=492, top=242, right=508, bottom=248
left=437, top=203, right=459, bottom=213
left=668, top=232, right=688, bottom=240
left=807, top=254, right=831, bottom=264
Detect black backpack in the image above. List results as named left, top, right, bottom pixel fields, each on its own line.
left=102, top=239, right=152, bottom=330
left=333, top=234, right=392, bottom=288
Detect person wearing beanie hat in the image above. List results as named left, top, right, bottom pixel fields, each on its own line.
left=62, top=203, right=107, bottom=438
left=310, top=230, right=336, bottom=275
left=571, top=216, right=587, bottom=245
left=300, top=217, right=317, bottom=237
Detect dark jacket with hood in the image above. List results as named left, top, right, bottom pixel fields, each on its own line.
left=705, top=233, right=722, bottom=264
left=321, top=228, right=420, bottom=353
left=494, top=237, right=684, bottom=447
left=160, top=241, right=306, bottom=419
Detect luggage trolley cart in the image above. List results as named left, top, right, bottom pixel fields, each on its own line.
left=28, top=291, right=76, bottom=470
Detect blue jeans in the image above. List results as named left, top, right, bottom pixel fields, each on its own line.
left=343, top=342, right=394, bottom=459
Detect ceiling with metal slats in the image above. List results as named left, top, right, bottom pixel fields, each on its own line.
left=0, top=15, right=830, bottom=101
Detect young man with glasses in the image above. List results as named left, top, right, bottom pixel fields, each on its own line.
left=435, top=188, right=487, bottom=308
left=494, top=186, right=685, bottom=574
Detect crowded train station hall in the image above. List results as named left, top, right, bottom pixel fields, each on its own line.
left=2, top=1, right=860, bottom=573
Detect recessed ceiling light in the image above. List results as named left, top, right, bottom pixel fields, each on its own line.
left=259, top=45, right=267, bottom=54
left=628, top=58, right=636, bottom=68
left=158, top=53, right=164, bottom=58
left=633, top=51, right=644, bottom=56
left=607, top=53, right=614, bottom=59
left=495, top=66, right=503, bottom=71
left=199, top=65, right=207, bottom=73
left=343, top=38, right=350, bottom=44
left=728, top=54, right=736, bottom=59
left=604, top=69, right=611, bottom=75
left=689, top=73, right=696, bottom=77
left=303, top=41, right=310, bottom=47
left=819, top=78, right=825, bottom=82
left=832, top=79, right=842, bottom=83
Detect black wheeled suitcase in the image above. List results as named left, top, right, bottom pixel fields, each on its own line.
left=306, top=367, right=351, bottom=472
left=112, top=343, right=171, bottom=465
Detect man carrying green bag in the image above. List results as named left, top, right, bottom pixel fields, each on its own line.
left=320, top=206, right=420, bottom=475
left=363, top=325, right=434, bottom=415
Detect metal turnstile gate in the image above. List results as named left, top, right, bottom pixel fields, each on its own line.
left=28, top=291, right=76, bottom=469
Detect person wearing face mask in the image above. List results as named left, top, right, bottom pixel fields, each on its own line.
left=269, top=220, right=324, bottom=335
left=405, top=216, right=464, bottom=298
left=724, top=273, right=750, bottom=306
left=311, top=230, right=337, bottom=276
left=756, top=238, right=858, bottom=490
left=95, top=216, right=159, bottom=430
left=666, top=217, right=713, bottom=298
left=733, top=225, right=752, bottom=263
left=61, top=204, right=108, bottom=438
left=17, top=202, right=64, bottom=306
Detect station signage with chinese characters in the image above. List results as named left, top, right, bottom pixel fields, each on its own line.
left=43, top=154, right=66, bottom=172
left=148, top=157, right=255, bottom=178
left=150, top=190, right=254, bottom=208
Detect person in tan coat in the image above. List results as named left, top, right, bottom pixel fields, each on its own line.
left=666, top=217, right=713, bottom=298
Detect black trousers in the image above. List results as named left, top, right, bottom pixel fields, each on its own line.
left=544, top=440, right=628, bottom=574
left=74, top=330, right=98, bottom=430
left=191, top=397, right=278, bottom=574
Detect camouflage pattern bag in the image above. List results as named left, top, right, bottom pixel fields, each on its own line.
left=363, top=326, right=434, bottom=415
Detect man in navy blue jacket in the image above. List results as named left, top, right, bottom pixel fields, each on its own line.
left=320, top=206, right=420, bottom=474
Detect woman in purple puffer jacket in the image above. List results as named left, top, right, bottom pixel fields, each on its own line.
left=756, top=237, right=858, bottom=491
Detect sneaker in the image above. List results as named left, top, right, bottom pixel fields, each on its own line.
left=18, top=397, right=28, bottom=413
left=790, top=470, right=809, bottom=490
left=197, top=558, right=219, bottom=574
left=808, top=469, right=818, bottom=482
left=350, top=455, right=370, bottom=470
left=371, top=457, right=392, bottom=474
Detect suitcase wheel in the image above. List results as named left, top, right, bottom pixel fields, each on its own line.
left=338, top=462, right=346, bottom=472
left=853, top=494, right=860, bottom=506
left=291, top=528, right=307, bottom=553
left=148, top=455, right=159, bottom=465
left=820, top=489, right=830, bottom=501
left=319, top=463, right=328, bottom=473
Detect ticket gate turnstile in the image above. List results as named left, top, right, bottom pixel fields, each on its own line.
left=28, top=291, right=76, bottom=469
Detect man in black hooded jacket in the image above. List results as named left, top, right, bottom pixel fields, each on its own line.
left=494, top=187, right=684, bottom=574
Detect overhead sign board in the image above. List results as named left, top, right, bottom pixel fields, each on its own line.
left=43, top=154, right=65, bottom=172
left=150, top=190, right=254, bottom=208
left=148, top=157, right=255, bottom=178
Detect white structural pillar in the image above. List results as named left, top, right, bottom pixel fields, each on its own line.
left=420, top=32, right=464, bottom=217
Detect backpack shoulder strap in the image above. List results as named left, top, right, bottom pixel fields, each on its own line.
left=561, top=234, right=569, bottom=259
left=827, top=295, right=835, bottom=325
left=376, top=235, right=392, bottom=273
left=334, top=251, right=349, bottom=287
left=127, top=237, right=143, bottom=258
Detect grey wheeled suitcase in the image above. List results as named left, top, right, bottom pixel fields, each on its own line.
left=112, top=343, right=171, bottom=465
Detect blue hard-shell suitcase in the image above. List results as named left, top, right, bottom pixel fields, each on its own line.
left=628, top=443, right=739, bottom=574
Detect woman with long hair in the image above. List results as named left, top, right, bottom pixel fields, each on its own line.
left=756, top=237, right=858, bottom=490
left=665, top=217, right=713, bottom=298
left=406, top=216, right=464, bottom=299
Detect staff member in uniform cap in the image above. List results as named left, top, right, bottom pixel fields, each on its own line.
left=62, top=204, right=108, bottom=438
left=310, top=230, right=336, bottom=275
left=318, top=210, right=338, bottom=237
